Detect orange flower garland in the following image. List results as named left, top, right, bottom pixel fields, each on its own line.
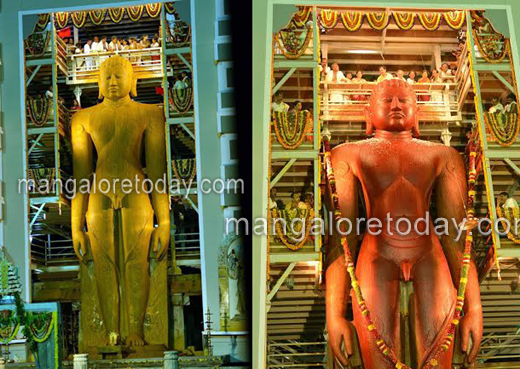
left=293, top=6, right=312, bottom=27
left=340, top=11, right=363, bottom=32
left=89, top=9, right=106, bottom=25
left=366, top=12, right=389, bottom=30
left=273, top=208, right=315, bottom=250
left=127, top=6, right=144, bottom=22
left=275, top=26, right=312, bottom=60
left=418, top=13, right=442, bottom=31
left=272, top=110, right=312, bottom=149
left=108, top=8, right=125, bottom=23
left=472, top=30, right=509, bottom=63
left=319, top=9, right=339, bottom=29
left=393, top=12, right=415, bottom=31
left=71, top=12, right=87, bottom=28
left=444, top=11, right=465, bottom=30
left=146, top=3, right=162, bottom=18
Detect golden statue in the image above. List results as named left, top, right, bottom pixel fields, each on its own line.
left=71, top=56, right=170, bottom=351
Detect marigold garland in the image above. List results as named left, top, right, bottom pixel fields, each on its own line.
left=0, top=312, right=20, bottom=344
left=27, top=97, right=51, bottom=126
left=340, top=11, right=363, bottom=32
left=366, top=11, right=389, bottom=30
left=323, top=137, right=477, bottom=369
left=170, top=84, right=193, bottom=114
left=25, top=32, right=51, bottom=57
left=89, top=9, right=106, bottom=25
left=71, top=12, right=87, bottom=28
left=393, top=12, right=415, bottom=31
left=272, top=110, right=312, bottom=149
left=27, top=312, right=54, bottom=343
left=418, top=13, right=442, bottom=31
left=483, top=112, right=519, bottom=146
left=108, top=7, right=125, bottom=23
left=127, top=6, right=144, bottom=22
left=172, top=158, right=196, bottom=182
left=34, top=14, right=50, bottom=32
left=55, top=12, right=69, bottom=29
left=272, top=208, right=315, bottom=250
left=319, top=9, right=339, bottom=29
left=472, top=29, right=508, bottom=63
left=146, top=3, right=162, bottom=18
left=444, top=11, right=465, bottom=30
left=167, top=22, right=191, bottom=48
left=275, top=26, right=312, bottom=60
left=164, top=2, right=177, bottom=15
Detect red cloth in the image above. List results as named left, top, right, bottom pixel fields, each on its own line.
left=155, top=86, right=164, bottom=96
left=58, top=27, right=71, bottom=38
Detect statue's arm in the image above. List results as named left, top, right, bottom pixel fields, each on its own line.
left=436, top=147, right=482, bottom=360
left=71, top=111, right=94, bottom=261
left=326, top=146, right=359, bottom=363
left=145, top=106, right=170, bottom=258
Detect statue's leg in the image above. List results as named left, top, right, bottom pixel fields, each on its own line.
left=121, top=192, right=154, bottom=346
left=413, top=243, right=456, bottom=368
left=352, top=252, right=401, bottom=369
left=86, top=193, right=119, bottom=338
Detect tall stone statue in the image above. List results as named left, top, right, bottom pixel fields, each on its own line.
left=71, top=56, right=170, bottom=350
left=326, top=80, right=483, bottom=368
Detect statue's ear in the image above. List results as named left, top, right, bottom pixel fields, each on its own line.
left=364, top=104, right=373, bottom=136
left=130, top=77, right=138, bottom=97
left=98, top=76, right=104, bottom=100
left=412, top=106, right=420, bottom=138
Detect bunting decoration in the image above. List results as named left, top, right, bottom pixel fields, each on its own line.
left=89, top=9, right=106, bottom=25
left=0, top=311, right=20, bottom=344
left=108, top=7, right=125, bottom=23
left=25, top=32, right=51, bottom=57
left=418, top=13, right=442, bottom=31
left=170, top=82, right=193, bottom=114
left=319, top=9, right=339, bottom=29
left=272, top=207, right=314, bottom=250
left=71, top=12, right=87, bottom=28
left=127, top=6, right=144, bottom=22
left=275, top=25, right=312, bottom=59
left=340, top=11, right=363, bottom=32
left=293, top=6, right=312, bottom=27
left=164, top=2, right=177, bottom=15
left=484, top=112, right=519, bottom=146
left=26, top=312, right=55, bottom=343
left=27, top=97, right=51, bottom=126
left=444, top=11, right=465, bottom=30
left=34, top=14, right=50, bottom=32
left=393, top=12, right=415, bottom=31
left=172, top=158, right=196, bottom=182
left=145, top=3, right=162, bottom=18
left=272, top=110, right=312, bottom=149
left=366, top=11, right=389, bottom=30
left=323, top=137, right=477, bottom=369
left=54, top=12, right=69, bottom=29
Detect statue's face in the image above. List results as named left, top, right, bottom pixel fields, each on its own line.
left=367, top=81, right=418, bottom=132
left=99, top=64, right=133, bottom=101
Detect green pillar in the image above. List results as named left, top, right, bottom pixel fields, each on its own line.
left=191, top=0, right=223, bottom=332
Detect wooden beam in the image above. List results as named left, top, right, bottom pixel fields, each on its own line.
left=272, top=68, right=296, bottom=95
left=267, top=262, right=295, bottom=303
left=270, top=159, right=296, bottom=189
left=28, top=133, right=44, bottom=155
left=491, top=71, right=515, bottom=93
left=172, top=274, right=202, bottom=294
left=180, top=122, right=196, bottom=140
left=26, top=65, right=41, bottom=87
left=178, top=53, right=193, bottom=71
left=503, top=158, right=520, bottom=177
left=32, top=280, right=80, bottom=302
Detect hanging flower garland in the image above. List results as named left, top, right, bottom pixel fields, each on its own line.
left=25, top=32, right=51, bottom=57
left=127, top=6, right=144, bottom=22
left=275, top=25, right=312, bottom=60
left=0, top=311, right=20, bottom=344
left=366, top=11, right=389, bottom=31
left=164, top=2, right=177, bottom=15
left=172, top=158, right=196, bottom=182
left=272, top=207, right=315, bottom=250
left=27, top=97, right=51, bottom=127
left=319, top=9, right=339, bottom=29
left=444, top=11, right=465, bottom=30
left=71, top=12, right=87, bottom=28
left=323, top=138, right=477, bottom=369
left=108, top=8, right=125, bottom=23
left=340, top=11, right=363, bottom=32
left=146, top=3, right=162, bottom=18
left=167, top=22, right=191, bottom=47
left=472, top=28, right=508, bottom=63
left=34, top=14, right=50, bottom=32
left=418, top=13, right=442, bottom=31
left=293, top=6, right=312, bottom=27
left=496, top=207, right=520, bottom=244
left=272, top=110, right=312, bottom=149
left=483, top=112, right=519, bottom=146
left=170, top=83, right=193, bottom=114
left=54, top=12, right=69, bottom=29
left=26, top=312, right=55, bottom=343
left=393, top=12, right=415, bottom=31
left=89, top=9, right=106, bottom=25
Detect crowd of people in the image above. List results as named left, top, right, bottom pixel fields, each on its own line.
left=488, top=93, right=518, bottom=114
left=269, top=188, right=314, bottom=212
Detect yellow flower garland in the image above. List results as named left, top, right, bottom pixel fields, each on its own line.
left=0, top=323, right=20, bottom=344
left=146, top=3, right=162, bottom=18
left=319, top=9, right=339, bottom=29
left=418, top=13, right=441, bottom=31
left=272, top=110, right=312, bottom=149
left=366, top=11, right=389, bottom=30
left=88, top=9, right=106, bottom=25
left=444, top=11, right=465, bottom=30
left=393, top=12, right=415, bottom=31
left=127, top=6, right=144, bottom=22
left=273, top=208, right=315, bottom=251
left=340, top=11, right=363, bottom=32
left=483, top=112, right=519, bottom=146
left=54, top=12, right=69, bottom=29
left=108, top=8, right=125, bottom=23
left=71, top=12, right=87, bottom=28
left=275, top=27, right=312, bottom=60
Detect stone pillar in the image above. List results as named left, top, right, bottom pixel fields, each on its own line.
left=73, top=354, right=88, bottom=369
left=164, top=351, right=180, bottom=369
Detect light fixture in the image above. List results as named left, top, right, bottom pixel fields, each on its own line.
left=346, top=49, right=379, bottom=54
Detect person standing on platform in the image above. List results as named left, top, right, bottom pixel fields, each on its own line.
left=489, top=97, right=504, bottom=113
left=505, top=94, right=518, bottom=114
left=83, top=39, right=94, bottom=70
left=376, top=66, right=393, bottom=83
left=318, top=58, right=331, bottom=79
left=272, top=92, right=290, bottom=113
left=407, top=71, right=416, bottom=85
left=326, top=63, right=346, bottom=103
left=109, top=36, right=121, bottom=52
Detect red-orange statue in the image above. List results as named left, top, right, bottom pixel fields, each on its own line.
left=326, top=79, right=483, bottom=368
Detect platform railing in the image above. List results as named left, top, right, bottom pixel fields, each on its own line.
left=267, top=341, right=326, bottom=368
left=173, top=231, right=201, bottom=260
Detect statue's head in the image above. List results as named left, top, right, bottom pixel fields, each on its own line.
left=364, top=79, right=420, bottom=137
left=98, top=56, right=137, bottom=101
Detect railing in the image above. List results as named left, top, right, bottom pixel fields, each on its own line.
left=31, top=236, right=76, bottom=266
left=455, top=42, right=473, bottom=112
left=478, top=333, right=520, bottom=362
left=173, top=231, right=200, bottom=260
left=320, top=81, right=461, bottom=122
left=67, top=47, right=163, bottom=84
left=267, top=341, right=326, bottom=368
left=55, top=33, right=69, bottom=76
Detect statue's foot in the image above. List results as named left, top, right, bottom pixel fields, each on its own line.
left=126, top=332, right=146, bottom=347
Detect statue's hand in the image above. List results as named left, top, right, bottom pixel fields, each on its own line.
left=327, top=316, right=353, bottom=366
left=460, top=307, right=483, bottom=364
left=151, top=223, right=170, bottom=260
left=72, top=229, right=89, bottom=264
